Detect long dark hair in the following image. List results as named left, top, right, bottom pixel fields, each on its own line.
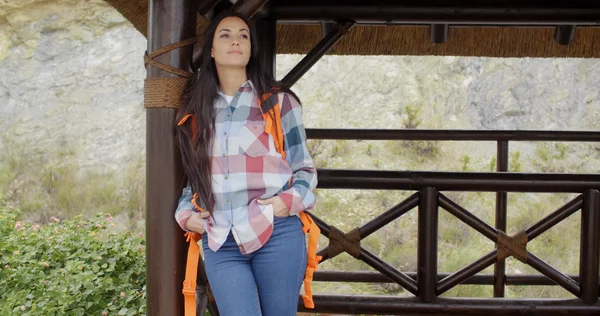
left=176, top=11, right=299, bottom=216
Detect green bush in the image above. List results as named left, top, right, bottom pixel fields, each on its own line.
left=0, top=196, right=146, bottom=315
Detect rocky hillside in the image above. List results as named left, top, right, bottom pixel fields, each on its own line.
left=1, top=1, right=598, bottom=172
left=0, top=0, right=145, bottom=171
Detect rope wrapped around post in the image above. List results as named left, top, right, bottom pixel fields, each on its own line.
left=143, top=37, right=199, bottom=109
left=496, top=230, right=528, bottom=262
left=327, top=226, right=362, bottom=259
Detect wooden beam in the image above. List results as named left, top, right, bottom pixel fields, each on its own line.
left=231, top=0, right=269, bottom=19
left=321, top=21, right=336, bottom=38
left=555, top=25, right=577, bottom=45
left=298, top=296, right=600, bottom=315
left=199, top=0, right=222, bottom=16
left=267, top=4, right=600, bottom=25
left=429, top=24, right=448, bottom=43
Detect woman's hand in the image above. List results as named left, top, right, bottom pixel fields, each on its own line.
left=184, top=212, right=210, bottom=234
left=257, top=196, right=290, bottom=217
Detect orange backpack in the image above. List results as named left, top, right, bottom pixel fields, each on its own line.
left=178, top=91, right=321, bottom=315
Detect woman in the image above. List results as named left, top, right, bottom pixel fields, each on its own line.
left=173, top=11, right=318, bottom=316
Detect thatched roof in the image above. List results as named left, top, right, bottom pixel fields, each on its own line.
left=104, top=0, right=600, bottom=58
left=277, top=25, right=600, bottom=58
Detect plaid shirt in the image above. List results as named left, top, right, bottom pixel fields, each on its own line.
left=174, top=80, right=317, bottom=255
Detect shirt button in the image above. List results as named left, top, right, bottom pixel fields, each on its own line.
left=224, top=175, right=228, bottom=180
left=223, top=153, right=226, bottom=157
left=223, top=132, right=227, bottom=136
left=226, top=198, right=230, bottom=202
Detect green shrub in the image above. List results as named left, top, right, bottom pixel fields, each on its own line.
left=509, top=151, right=522, bottom=172
left=0, top=132, right=145, bottom=232
left=0, top=197, right=146, bottom=315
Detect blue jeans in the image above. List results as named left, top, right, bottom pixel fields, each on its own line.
left=202, top=216, right=308, bottom=316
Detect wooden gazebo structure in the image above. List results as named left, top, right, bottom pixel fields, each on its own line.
left=103, top=0, right=600, bottom=315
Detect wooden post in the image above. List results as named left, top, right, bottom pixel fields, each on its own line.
left=580, top=189, right=600, bottom=304
left=257, top=18, right=276, bottom=77
left=494, top=140, right=509, bottom=297
left=418, top=187, right=438, bottom=302
left=146, top=0, right=197, bottom=315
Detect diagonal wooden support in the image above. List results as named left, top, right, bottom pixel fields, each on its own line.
left=438, top=193, right=590, bottom=297
left=312, top=218, right=418, bottom=295
left=307, top=194, right=419, bottom=296
left=199, top=0, right=222, bottom=17
left=313, top=193, right=418, bottom=263
left=231, top=0, right=269, bottom=19
left=281, top=20, right=355, bottom=87
left=317, top=194, right=417, bottom=261
left=437, top=250, right=498, bottom=295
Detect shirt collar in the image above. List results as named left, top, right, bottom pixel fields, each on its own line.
left=215, top=80, right=256, bottom=108
left=245, top=80, right=256, bottom=92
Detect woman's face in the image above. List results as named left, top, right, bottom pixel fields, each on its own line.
left=211, top=16, right=251, bottom=69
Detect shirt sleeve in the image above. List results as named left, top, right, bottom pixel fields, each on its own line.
left=174, top=185, right=197, bottom=232
left=276, top=92, right=318, bottom=215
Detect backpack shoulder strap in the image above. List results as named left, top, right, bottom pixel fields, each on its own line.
left=259, top=90, right=322, bottom=309
left=258, top=90, right=286, bottom=160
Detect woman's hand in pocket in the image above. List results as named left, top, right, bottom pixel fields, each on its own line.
left=184, top=212, right=210, bottom=234
left=257, top=196, right=290, bottom=217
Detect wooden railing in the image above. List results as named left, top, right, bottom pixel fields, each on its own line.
left=201, top=129, right=600, bottom=315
